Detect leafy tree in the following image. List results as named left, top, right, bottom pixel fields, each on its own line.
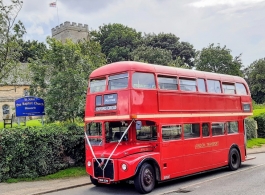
left=91, top=23, right=141, bottom=63
left=141, top=33, right=195, bottom=67
left=19, top=40, right=47, bottom=63
left=130, top=45, right=187, bottom=68
left=245, top=58, right=265, bottom=104
left=0, top=0, right=26, bottom=82
left=195, top=43, right=243, bottom=76
left=30, top=38, right=106, bottom=122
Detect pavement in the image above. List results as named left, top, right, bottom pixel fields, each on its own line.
left=0, top=146, right=264, bottom=195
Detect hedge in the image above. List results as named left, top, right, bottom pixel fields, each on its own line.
left=245, top=117, right=257, bottom=140
left=0, top=123, right=85, bottom=182
left=254, top=113, right=265, bottom=138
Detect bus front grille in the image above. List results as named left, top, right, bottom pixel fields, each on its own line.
left=93, top=159, right=114, bottom=179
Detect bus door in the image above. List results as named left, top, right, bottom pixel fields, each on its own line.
left=160, top=125, right=184, bottom=180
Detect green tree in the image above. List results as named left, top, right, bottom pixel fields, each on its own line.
left=130, top=45, right=187, bottom=68
left=91, top=23, right=141, bottom=63
left=195, top=43, right=243, bottom=76
left=245, top=58, right=265, bottom=104
left=30, top=38, right=106, bottom=122
left=19, top=40, right=47, bottom=63
left=141, top=33, right=195, bottom=67
left=0, top=0, right=26, bottom=82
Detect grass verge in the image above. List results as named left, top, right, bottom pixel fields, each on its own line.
left=0, top=119, right=43, bottom=129
left=247, top=138, right=265, bottom=148
left=5, top=167, right=87, bottom=183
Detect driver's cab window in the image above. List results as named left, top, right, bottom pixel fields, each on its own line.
left=85, top=122, right=102, bottom=146
left=136, top=120, right=157, bottom=141
left=105, top=121, right=129, bottom=143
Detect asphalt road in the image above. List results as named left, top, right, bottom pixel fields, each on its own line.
left=47, top=153, right=265, bottom=195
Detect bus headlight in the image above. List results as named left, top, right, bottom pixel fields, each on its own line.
left=87, top=161, right=92, bottom=167
left=121, top=163, right=127, bottom=171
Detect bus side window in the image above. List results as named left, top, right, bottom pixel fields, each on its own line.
left=235, top=83, right=247, bottom=95
left=132, top=72, right=156, bottom=89
left=136, top=123, right=157, bottom=141
left=227, top=121, right=239, bottom=134
left=202, top=123, right=210, bottom=137
left=212, top=123, right=225, bottom=136
left=184, top=123, right=200, bottom=139
left=162, top=125, right=182, bottom=141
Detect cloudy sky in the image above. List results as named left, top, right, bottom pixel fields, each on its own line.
left=13, top=0, right=265, bottom=66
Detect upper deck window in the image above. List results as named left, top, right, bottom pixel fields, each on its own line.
left=158, top=76, right=178, bottom=90
left=108, top=73, right=128, bottom=90
left=235, top=83, right=247, bottom=95
left=180, top=78, right=196, bottom=92
left=207, top=79, right=221, bottom=93
left=132, top=72, right=156, bottom=89
left=90, top=79, right=106, bottom=93
left=197, top=78, right=206, bottom=92
left=222, top=83, right=236, bottom=94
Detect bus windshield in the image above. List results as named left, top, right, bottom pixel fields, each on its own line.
left=105, top=121, right=129, bottom=143
left=85, top=122, right=103, bottom=146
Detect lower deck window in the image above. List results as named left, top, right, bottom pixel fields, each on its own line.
left=212, top=123, right=225, bottom=136
left=184, top=123, right=200, bottom=139
left=227, top=121, right=239, bottom=134
left=136, top=122, right=157, bottom=141
left=202, top=123, right=210, bottom=137
left=162, top=125, right=181, bottom=140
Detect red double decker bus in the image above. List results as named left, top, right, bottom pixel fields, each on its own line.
left=84, top=61, right=253, bottom=194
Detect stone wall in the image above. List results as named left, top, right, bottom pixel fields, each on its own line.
left=51, top=21, right=89, bottom=43
left=0, top=85, right=30, bottom=120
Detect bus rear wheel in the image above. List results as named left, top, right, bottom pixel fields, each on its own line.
left=134, top=163, right=155, bottom=194
left=228, top=148, right=241, bottom=171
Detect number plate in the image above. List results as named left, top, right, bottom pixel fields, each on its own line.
left=98, top=177, right=110, bottom=184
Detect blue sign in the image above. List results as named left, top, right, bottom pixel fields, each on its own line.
left=104, top=94, right=117, bottom=105
left=15, top=96, right=45, bottom=117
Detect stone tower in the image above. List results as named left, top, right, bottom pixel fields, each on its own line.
left=51, top=21, right=89, bottom=43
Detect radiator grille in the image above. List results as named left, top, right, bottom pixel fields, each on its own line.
left=93, top=159, right=114, bottom=179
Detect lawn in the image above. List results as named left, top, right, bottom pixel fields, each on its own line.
left=0, top=119, right=43, bottom=129
left=247, top=138, right=265, bottom=148
left=5, top=167, right=87, bottom=183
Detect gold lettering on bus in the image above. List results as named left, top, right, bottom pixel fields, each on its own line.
left=195, top=141, right=219, bottom=149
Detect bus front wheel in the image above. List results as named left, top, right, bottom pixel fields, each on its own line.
left=134, top=163, right=155, bottom=194
left=228, top=148, right=241, bottom=171
left=90, top=175, right=102, bottom=186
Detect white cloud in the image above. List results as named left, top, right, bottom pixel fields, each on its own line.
left=190, top=0, right=265, bottom=7
left=26, top=25, right=44, bottom=36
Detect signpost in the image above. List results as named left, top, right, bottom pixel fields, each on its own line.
left=15, top=96, right=45, bottom=126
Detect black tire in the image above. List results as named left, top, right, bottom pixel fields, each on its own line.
left=228, top=148, right=241, bottom=171
left=90, top=175, right=103, bottom=186
left=134, top=163, right=155, bottom=194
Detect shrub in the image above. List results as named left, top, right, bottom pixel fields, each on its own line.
left=245, top=118, right=257, bottom=139
left=254, top=113, right=265, bottom=138
left=0, top=123, right=84, bottom=182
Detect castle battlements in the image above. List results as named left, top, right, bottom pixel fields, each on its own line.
left=51, top=21, right=88, bottom=36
